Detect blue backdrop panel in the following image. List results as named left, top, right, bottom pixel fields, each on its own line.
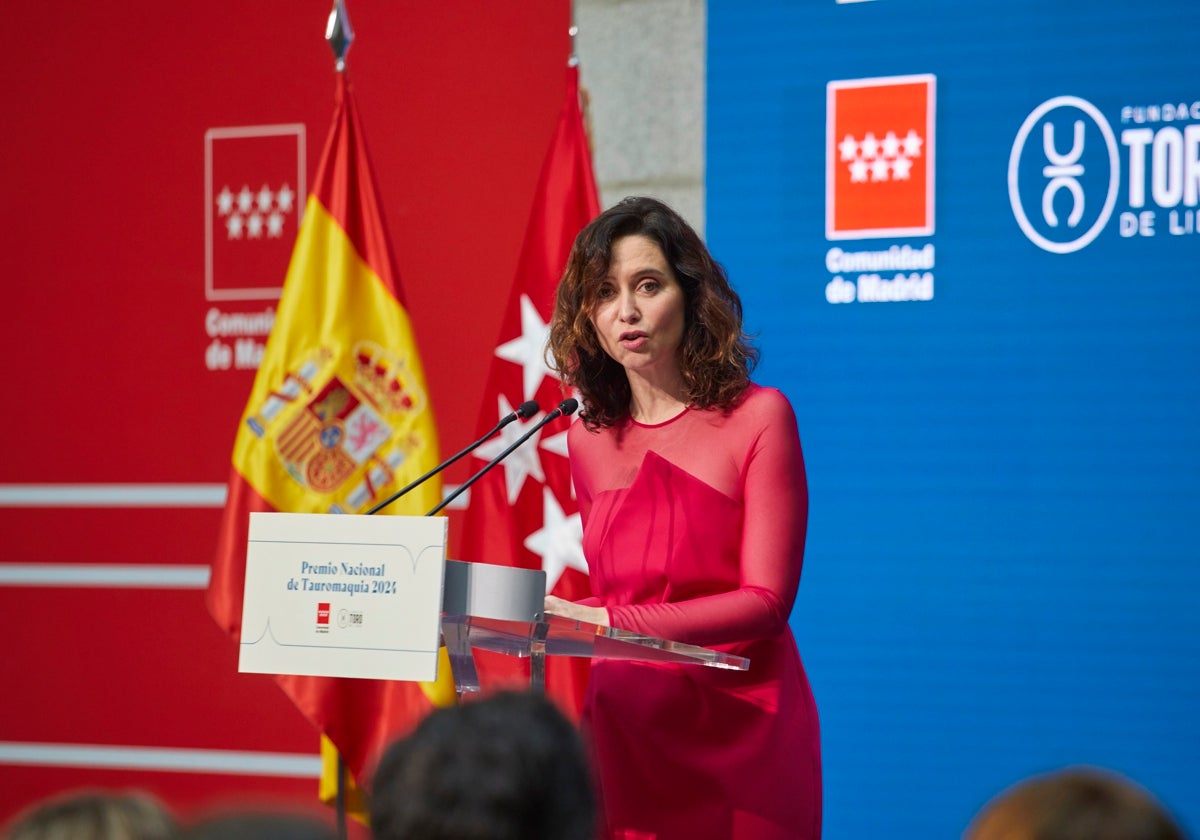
left=707, top=2, right=1200, bottom=837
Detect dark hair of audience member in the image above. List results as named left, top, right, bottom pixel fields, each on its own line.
left=965, top=766, right=1187, bottom=840
left=369, top=691, right=595, bottom=840
left=5, top=790, right=179, bottom=840
left=181, top=810, right=336, bottom=840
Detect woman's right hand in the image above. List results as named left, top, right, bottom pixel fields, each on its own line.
left=544, top=595, right=610, bottom=627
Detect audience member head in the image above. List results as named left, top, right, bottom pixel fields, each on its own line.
left=369, top=690, right=594, bottom=840
left=5, top=790, right=178, bottom=840
left=964, top=766, right=1186, bottom=840
left=548, top=195, right=757, bottom=429
left=182, top=809, right=336, bottom=840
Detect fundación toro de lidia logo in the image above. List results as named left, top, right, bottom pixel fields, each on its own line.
left=1008, top=94, right=1200, bottom=253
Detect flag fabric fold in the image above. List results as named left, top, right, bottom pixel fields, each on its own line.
left=207, top=71, right=455, bottom=809
left=458, top=65, right=601, bottom=717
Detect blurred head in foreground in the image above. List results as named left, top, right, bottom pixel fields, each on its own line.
left=369, top=690, right=594, bottom=840
left=965, top=766, right=1186, bottom=840
left=182, top=809, right=335, bottom=840
left=6, top=790, right=178, bottom=840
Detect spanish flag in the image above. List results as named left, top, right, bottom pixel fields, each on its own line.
left=207, top=71, right=456, bottom=818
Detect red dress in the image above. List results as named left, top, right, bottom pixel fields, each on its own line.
left=569, top=384, right=821, bottom=840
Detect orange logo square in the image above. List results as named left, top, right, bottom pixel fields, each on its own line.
left=826, top=75, right=936, bottom=239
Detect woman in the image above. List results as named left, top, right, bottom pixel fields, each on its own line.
left=545, top=197, right=821, bottom=839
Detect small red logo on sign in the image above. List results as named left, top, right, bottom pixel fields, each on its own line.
left=316, top=603, right=331, bottom=625
left=826, top=74, right=936, bottom=239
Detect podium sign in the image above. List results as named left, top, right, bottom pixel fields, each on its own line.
left=239, top=512, right=447, bottom=681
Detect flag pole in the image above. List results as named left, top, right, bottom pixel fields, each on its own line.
left=326, top=0, right=355, bottom=73
left=568, top=7, right=595, bottom=156
left=322, top=9, right=354, bottom=840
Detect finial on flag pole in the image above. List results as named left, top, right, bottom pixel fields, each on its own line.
left=568, top=1, right=579, bottom=68
left=326, top=0, right=355, bottom=71
left=568, top=24, right=580, bottom=68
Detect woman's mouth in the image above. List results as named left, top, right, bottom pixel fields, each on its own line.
left=619, top=331, right=648, bottom=350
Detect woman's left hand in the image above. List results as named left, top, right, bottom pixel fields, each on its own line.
left=544, top=595, right=610, bottom=627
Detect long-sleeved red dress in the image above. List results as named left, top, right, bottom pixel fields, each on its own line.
left=568, top=384, right=821, bottom=840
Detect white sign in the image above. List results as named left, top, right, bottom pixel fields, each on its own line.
left=239, top=512, right=447, bottom=681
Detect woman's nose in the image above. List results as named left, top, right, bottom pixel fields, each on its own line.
left=618, top=291, right=640, bottom=322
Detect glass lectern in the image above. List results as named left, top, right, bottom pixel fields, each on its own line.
left=440, top=559, right=748, bottom=695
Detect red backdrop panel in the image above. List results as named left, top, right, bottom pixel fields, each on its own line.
left=0, top=0, right=569, bottom=827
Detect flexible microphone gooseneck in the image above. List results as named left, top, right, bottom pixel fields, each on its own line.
left=364, top=399, right=540, bottom=515
left=425, top=398, right=579, bottom=517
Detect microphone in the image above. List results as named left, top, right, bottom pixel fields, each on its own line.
left=365, top=399, right=540, bottom=515
left=426, top=398, right=579, bottom=516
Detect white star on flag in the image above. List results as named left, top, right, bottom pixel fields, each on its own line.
left=494, top=294, right=555, bottom=401
left=524, top=487, right=587, bottom=593
left=473, top=394, right=546, bottom=505
left=540, top=427, right=569, bottom=460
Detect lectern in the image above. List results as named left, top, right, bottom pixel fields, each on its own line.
left=441, top=559, right=748, bottom=695
left=237, top=513, right=748, bottom=688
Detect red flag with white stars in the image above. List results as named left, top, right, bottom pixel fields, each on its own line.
left=458, top=64, right=600, bottom=717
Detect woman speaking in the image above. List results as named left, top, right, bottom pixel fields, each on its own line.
left=545, top=197, right=821, bottom=840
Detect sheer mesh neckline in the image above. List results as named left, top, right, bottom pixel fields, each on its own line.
left=627, top=404, right=692, bottom=429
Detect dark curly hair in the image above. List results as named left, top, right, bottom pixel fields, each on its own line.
left=548, top=196, right=757, bottom=429
left=369, top=691, right=595, bottom=840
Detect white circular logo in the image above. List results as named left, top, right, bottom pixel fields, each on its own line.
left=1008, top=96, right=1120, bottom=254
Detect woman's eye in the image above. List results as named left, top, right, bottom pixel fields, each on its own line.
left=639, top=280, right=659, bottom=293
left=596, top=286, right=615, bottom=300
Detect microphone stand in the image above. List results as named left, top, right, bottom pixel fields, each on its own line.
left=426, top=398, right=579, bottom=516
left=364, top=400, right=539, bottom=515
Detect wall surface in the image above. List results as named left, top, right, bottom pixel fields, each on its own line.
left=577, top=0, right=706, bottom=231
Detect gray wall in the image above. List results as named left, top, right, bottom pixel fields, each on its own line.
left=575, top=0, right=706, bottom=234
